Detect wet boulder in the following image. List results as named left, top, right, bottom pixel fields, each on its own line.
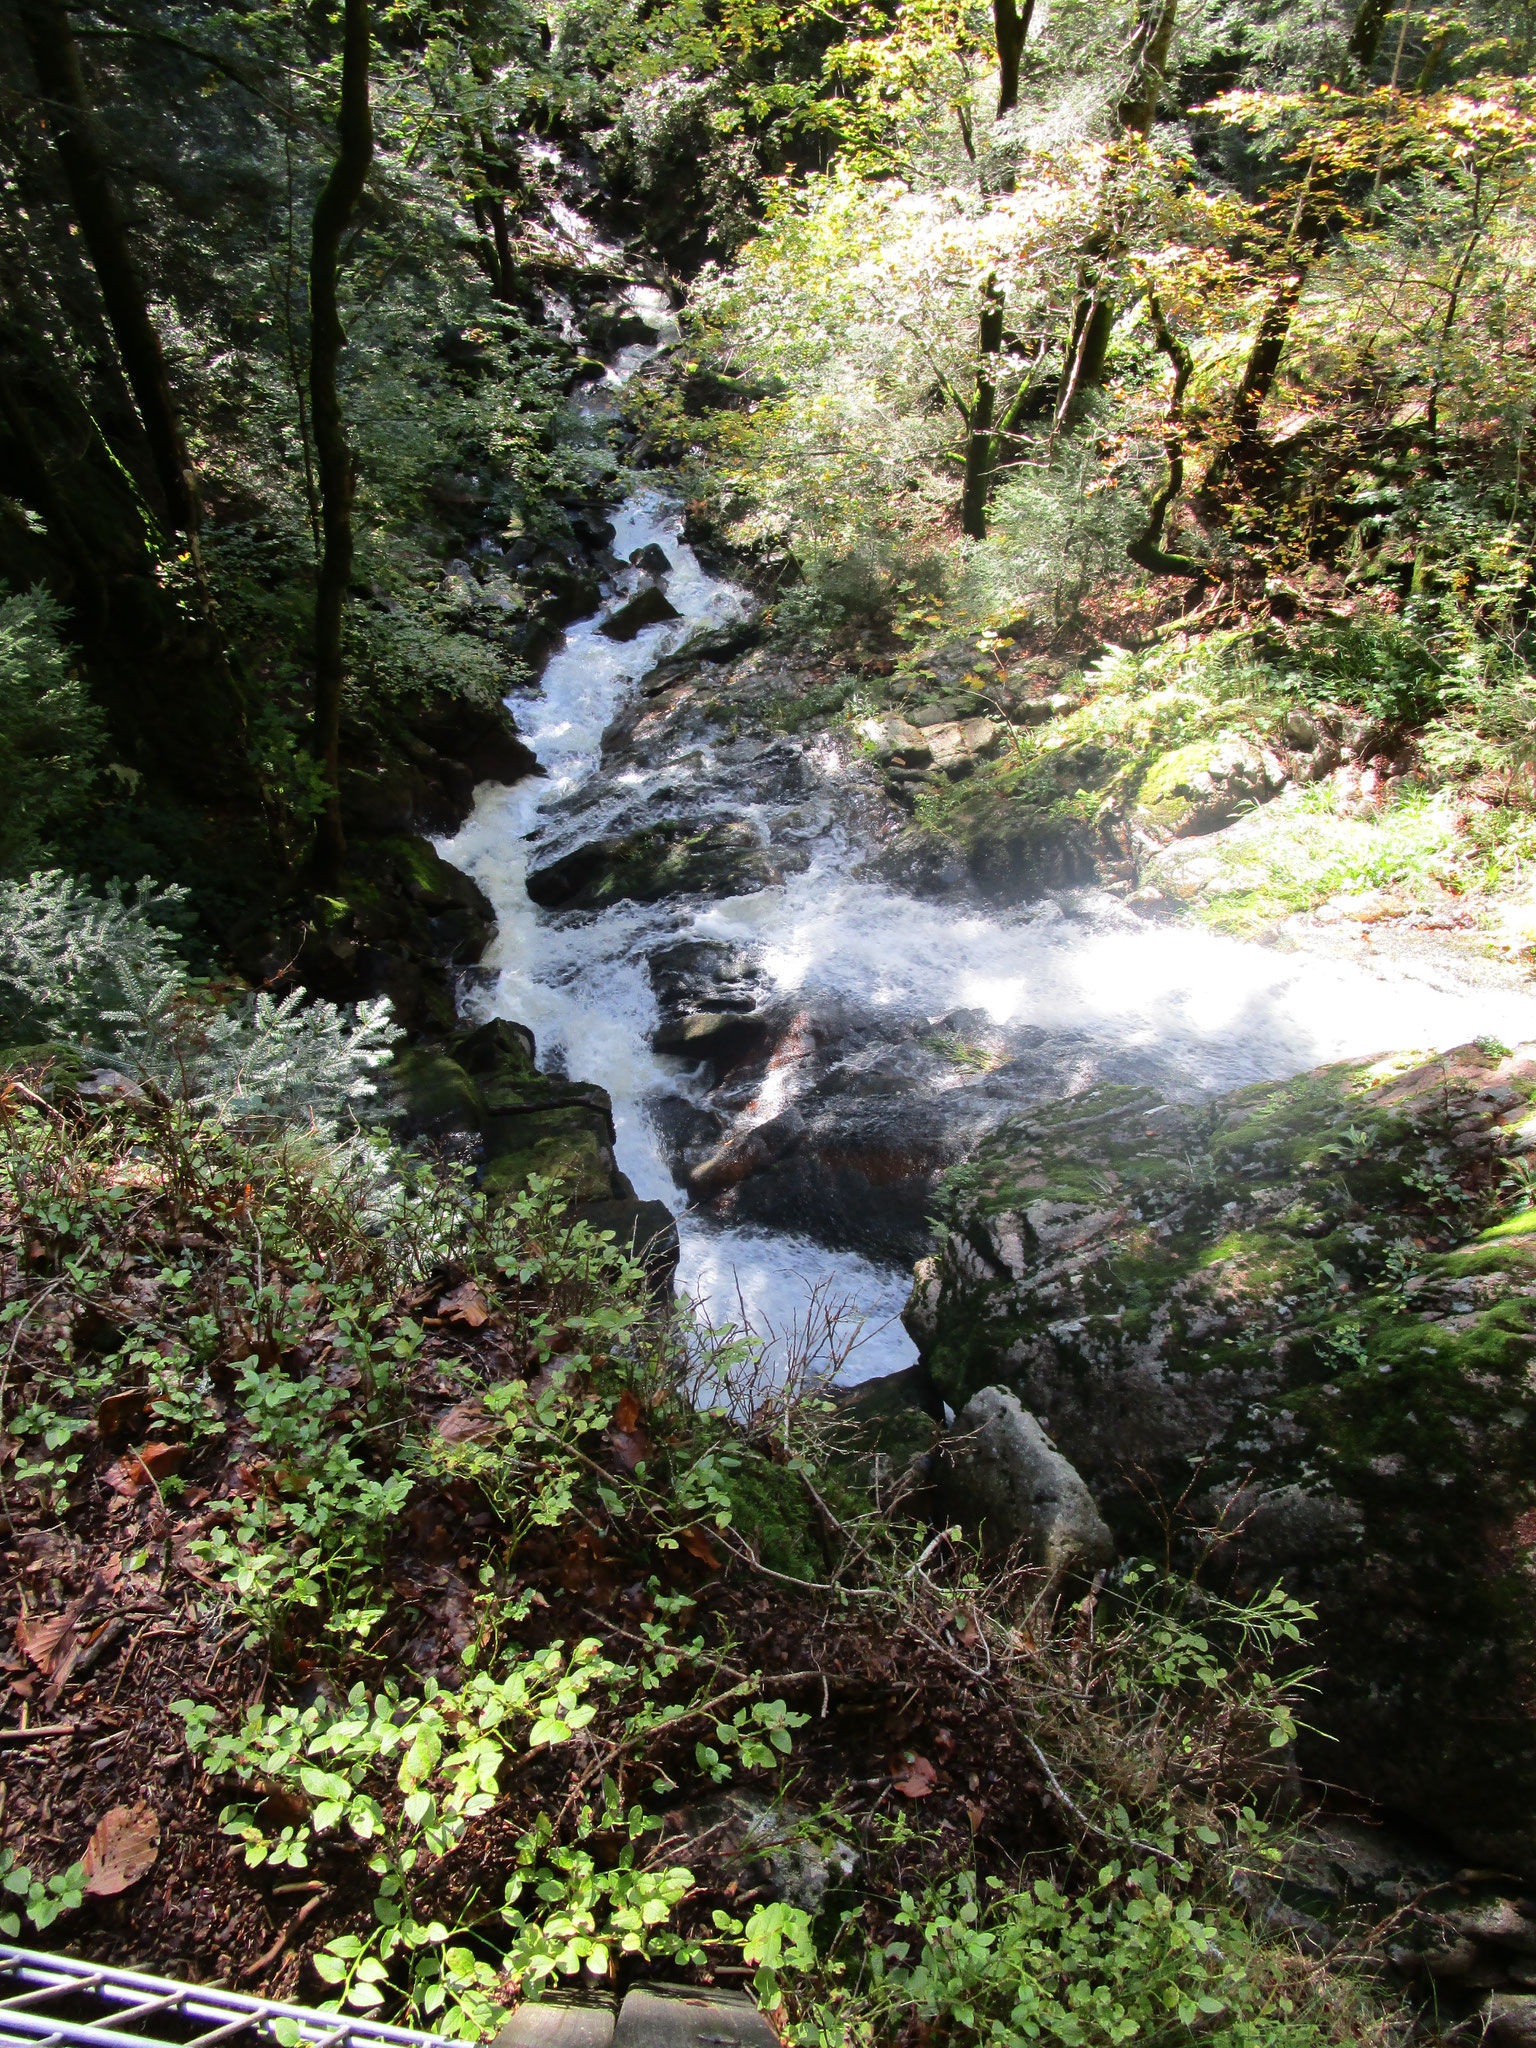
left=687, top=1107, right=806, bottom=1196
left=481, top=1103, right=618, bottom=1204
left=652, top=1008, right=781, bottom=1068
left=629, top=543, right=672, bottom=576
left=266, top=835, right=495, bottom=1035
left=583, top=300, right=658, bottom=351
left=569, top=1196, right=680, bottom=1292
left=648, top=938, right=765, bottom=1019
left=570, top=508, right=618, bottom=550
left=906, top=1041, right=1536, bottom=1870
left=384, top=1018, right=635, bottom=1217
left=526, top=820, right=780, bottom=911
left=599, top=585, right=682, bottom=640
left=386, top=1047, right=486, bottom=1144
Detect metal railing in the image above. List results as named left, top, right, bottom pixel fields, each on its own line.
left=0, top=1945, right=450, bottom=2048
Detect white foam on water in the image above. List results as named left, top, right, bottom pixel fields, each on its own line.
left=445, top=485, right=1536, bottom=1384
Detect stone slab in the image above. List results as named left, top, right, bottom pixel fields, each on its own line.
left=612, top=1983, right=778, bottom=2048
left=493, top=1989, right=617, bottom=2048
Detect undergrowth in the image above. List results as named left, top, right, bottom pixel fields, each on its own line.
left=0, top=1050, right=1403, bottom=2048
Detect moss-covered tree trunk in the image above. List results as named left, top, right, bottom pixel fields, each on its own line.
left=1126, top=289, right=1204, bottom=579
left=309, top=0, right=373, bottom=883
left=17, top=0, right=200, bottom=540
left=961, top=277, right=1005, bottom=541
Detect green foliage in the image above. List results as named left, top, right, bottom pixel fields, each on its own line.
left=0, top=867, right=400, bottom=1128
left=805, top=1863, right=1324, bottom=2048
left=1282, top=614, right=1448, bottom=728
left=0, top=869, right=186, bottom=1049
left=969, top=436, right=1149, bottom=631
left=0, top=587, right=106, bottom=878
left=0, top=1848, right=87, bottom=1936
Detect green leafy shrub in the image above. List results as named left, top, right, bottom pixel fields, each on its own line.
left=0, top=587, right=106, bottom=877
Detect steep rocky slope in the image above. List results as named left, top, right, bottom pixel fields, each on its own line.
left=903, top=1039, right=1536, bottom=1869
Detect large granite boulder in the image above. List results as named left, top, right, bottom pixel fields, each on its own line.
left=941, top=1386, right=1114, bottom=1570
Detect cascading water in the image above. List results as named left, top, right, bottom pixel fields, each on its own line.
left=443, top=490, right=1536, bottom=1379
left=443, top=214, right=1536, bottom=1384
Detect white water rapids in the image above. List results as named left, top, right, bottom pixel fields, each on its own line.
left=441, top=479, right=1536, bottom=1383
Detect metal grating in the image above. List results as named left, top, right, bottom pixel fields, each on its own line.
left=0, top=1945, right=450, bottom=2048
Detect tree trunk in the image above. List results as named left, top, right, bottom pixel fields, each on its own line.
left=17, top=0, right=201, bottom=539
left=488, top=193, right=517, bottom=301
left=1202, top=265, right=1308, bottom=495
left=1349, top=0, right=1391, bottom=70
left=308, top=0, right=373, bottom=884
left=1127, top=290, right=1204, bottom=578
left=961, top=277, right=1005, bottom=540
left=993, top=0, right=1036, bottom=116
left=1118, top=0, right=1179, bottom=136
left=0, top=296, right=255, bottom=798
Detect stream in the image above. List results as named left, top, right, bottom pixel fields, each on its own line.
left=441, top=273, right=1536, bottom=1388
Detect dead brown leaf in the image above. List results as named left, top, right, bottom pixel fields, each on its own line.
left=436, top=1398, right=495, bottom=1444
left=81, top=1803, right=160, bottom=1896
left=95, top=1390, right=147, bottom=1438
left=679, top=1525, right=721, bottom=1569
left=15, top=1569, right=115, bottom=1702
left=439, top=1281, right=490, bottom=1328
left=102, top=1441, right=187, bottom=1497
left=609, top=1392, right=650, bottom=1472
left=16, top=1610, right=75, bottom=1677
left=892, top=1755, right=937, bottom=1799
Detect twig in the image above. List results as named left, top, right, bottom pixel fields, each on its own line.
left=1017, top=1722, right=1177, bottom=1865
left=0, top=1721, right=79, bottom=1743
left=239, top=1888, right=329, bottom=1980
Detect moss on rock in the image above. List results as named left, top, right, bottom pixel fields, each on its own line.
left=908, top=1041, right=1536, bottom=1868
left=526, top=820, right=782, bottom=911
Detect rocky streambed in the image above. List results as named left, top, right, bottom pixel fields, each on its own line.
left=434, top=480, right=1536, bottom=1377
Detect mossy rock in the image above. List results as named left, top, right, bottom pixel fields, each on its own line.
left=834, top=1363, right=942, bottom=1468
left=525, top=820, right=780, bottom=911
left=274, top=833, right=495, bottom=1035
left=718, top=1450, right=829, bottom=1580
left=454, top=1017, right=538, bottom=1078
left=910, top=1042, right=1536, bottom=1869
left=1132, top=735, right=1284, bottom=840
left=386, top=1047, right=486, bottom=1140
left=480, top=1072, right=615, bottom=1130
left=480, top=1110, right=615, bottom=1204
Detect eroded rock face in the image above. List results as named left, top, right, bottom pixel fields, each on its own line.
left=941, top=1386, right=1114, bottom=1570
left=384, top=1018, right=678, bottom=1286
left=905, top=1041, right=1536, bottom=1869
